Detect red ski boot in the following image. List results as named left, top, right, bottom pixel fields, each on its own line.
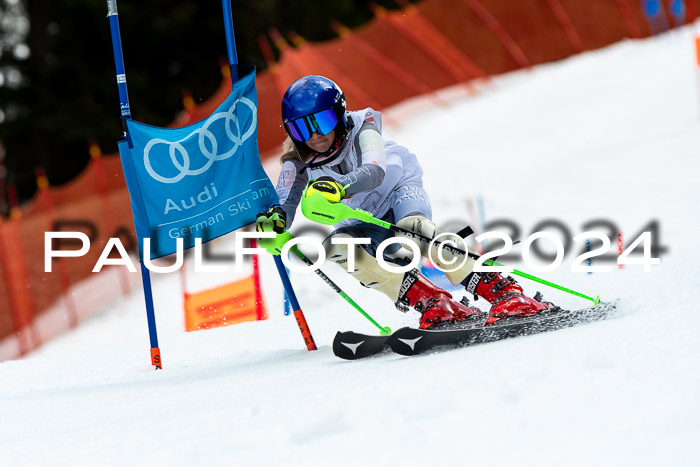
left=463, top=272, right=558, bottom=325
left=396, top=269, right=486, bottom=330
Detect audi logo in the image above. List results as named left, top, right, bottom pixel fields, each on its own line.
left=143, top=97, right=257, bottom=184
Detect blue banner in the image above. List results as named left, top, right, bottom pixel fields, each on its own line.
left=118, top=68, right=278, bottom=259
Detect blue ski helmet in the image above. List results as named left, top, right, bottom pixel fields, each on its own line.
left=281, top=76, right=348, bottom=150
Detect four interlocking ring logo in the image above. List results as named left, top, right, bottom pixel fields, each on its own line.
left=143, top=96, right=257, bottom=184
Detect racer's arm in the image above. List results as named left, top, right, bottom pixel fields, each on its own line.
left=275, top=160, right=308, bottom=227
left=336, top=121, right=386, bottom=196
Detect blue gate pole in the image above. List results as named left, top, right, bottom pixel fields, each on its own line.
left=283, top=266, right=291, bottom=316
left=221, top=0, right=239, bottom=81
left=283, top=294, right=291, bottom=316
left=220, top=0, right=316, bottom=350
left=106, top=0, right=162, bottom=369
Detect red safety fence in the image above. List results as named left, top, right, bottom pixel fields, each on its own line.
left=0, top=152, right=139, bottom=360
left=1, top=0, right=697, bottom=360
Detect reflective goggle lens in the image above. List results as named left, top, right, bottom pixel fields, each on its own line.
left=286, top=109, right=338, bottom=142
left=311, top=109, right=338, bottom=136
left=287, top=119, right=310, bottom=142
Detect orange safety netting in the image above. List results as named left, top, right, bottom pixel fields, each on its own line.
left=0, top=155, right=137, bottom=358
left=1, top=0, right=697, bottom=359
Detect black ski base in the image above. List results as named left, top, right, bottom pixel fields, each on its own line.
left=333, top=302, right=616, bottom=360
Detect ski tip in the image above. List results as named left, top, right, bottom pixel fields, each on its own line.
left=332, top=330, right=392, bottom=360
left=594, top=295, right=600, bottom=307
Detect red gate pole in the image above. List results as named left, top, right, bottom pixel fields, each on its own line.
left=617, top=232, right=625, bottom=270
left=250, top=238, right=265, bottom=321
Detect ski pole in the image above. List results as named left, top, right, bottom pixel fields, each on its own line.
left=482, top=260, right=600, bottom=306
left=290, top=246, right=392, bottom=335
left=301, top=192, right=601, bottom=306
left=369, top=215, right=602, bottom=305
left=302, top=192, right=480, bottom=258
left=259, top=231, right=391, bottom=334
left=365, top=217, right=601, bottom=305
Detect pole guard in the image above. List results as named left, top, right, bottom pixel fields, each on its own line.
left=150, top=347, right=162, bottom=369
left=293, top=309, right=317, bottom=351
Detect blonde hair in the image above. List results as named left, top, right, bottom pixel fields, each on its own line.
left=280, top=136, right=304, bottom=165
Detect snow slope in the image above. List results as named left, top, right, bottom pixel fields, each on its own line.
left=2, top=27, right=700, bottom=467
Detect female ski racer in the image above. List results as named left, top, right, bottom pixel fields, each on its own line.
left=257, top=75, right=557, bottom=329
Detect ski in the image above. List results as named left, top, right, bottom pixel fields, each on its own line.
left=332, top=331, right=392, bottom=360
left=386, top=302, right=617, bottom=356
left=333, top=302, right=617, bottom=359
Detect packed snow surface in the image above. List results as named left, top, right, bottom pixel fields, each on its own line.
left=2, top=27, right=700, bottom=467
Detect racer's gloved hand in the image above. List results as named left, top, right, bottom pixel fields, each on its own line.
left=256, top=205, right=287, bottom=234
left=305, top=176, right=346, bottom=204
left=259, top=231, right=294, bottom=256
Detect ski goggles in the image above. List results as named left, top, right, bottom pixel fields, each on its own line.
left=285, top=109, right=338, bottom=142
